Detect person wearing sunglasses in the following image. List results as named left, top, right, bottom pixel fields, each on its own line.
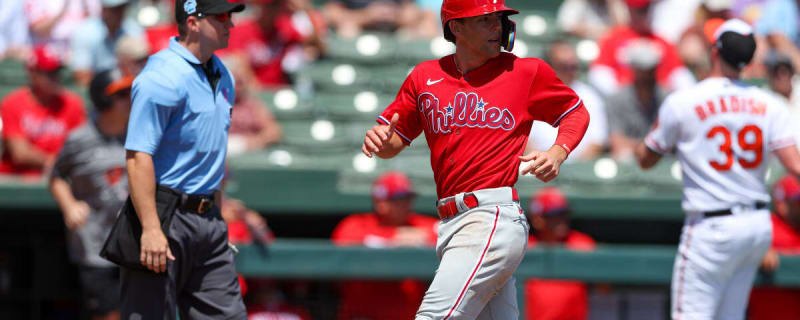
left=119, top=0, right=247, bottom=319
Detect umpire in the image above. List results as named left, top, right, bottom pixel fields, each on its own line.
left=121, top=0, right=246, bottom=318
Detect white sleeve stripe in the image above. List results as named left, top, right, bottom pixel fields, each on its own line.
left=645, top=135, right=668, bottom=154
left=552, top=99, right=583, bottom=127
left=376, top=116, right=412, bottom=144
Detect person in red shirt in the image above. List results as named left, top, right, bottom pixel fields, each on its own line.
left=0, top=44, right=85, bottom=177
left=524, top=187, right=595, bottom=320
left=588, top=0, right=695, bottom=96
left=748, top=174, right=800, bottom=320
left=245, top=279, right=313, bottom=320
left=361, top=0, right=590, bottom=318
left=332, top=171, right=438, bottom=320
left=225, top=0, right=326, bottom=87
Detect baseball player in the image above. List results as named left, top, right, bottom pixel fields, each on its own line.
left=361, top=0, right=590, bottom=318
left=636, top=19, right=800, bottom=320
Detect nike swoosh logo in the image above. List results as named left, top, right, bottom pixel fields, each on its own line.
left=427, top=78, right=444, bottom=86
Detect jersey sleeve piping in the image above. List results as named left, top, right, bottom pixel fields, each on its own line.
left=376, top=115, right=413, bottom=145
left=552, top=99, right=583, bottom=127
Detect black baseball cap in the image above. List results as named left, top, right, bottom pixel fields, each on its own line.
left=713, top=19, right=756, bottom=70
left=175, top=0, right=245, bottom=24
left=90, top=69, right=134, bottom=111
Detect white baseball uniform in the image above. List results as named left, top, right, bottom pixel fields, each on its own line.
left=645, top=77, right=796, bottom=320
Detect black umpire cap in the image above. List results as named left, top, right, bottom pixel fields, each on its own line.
left=175, top=0, right=245, bottom=24
left=713, top=19, right=757, bottom=70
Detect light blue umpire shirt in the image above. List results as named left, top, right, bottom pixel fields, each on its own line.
left=125, top=37, right=234, bottom=195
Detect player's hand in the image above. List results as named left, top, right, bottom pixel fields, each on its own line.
left=140, top=226, right=175, bottom=273
left=63, top=200, right=90, bottom=230
left=519, top=146, right=568, bottom=182
left=760, top=249, right=780, bottom=272
left=362, top=113, right=399, bottom=158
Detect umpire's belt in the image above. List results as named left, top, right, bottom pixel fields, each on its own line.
left=179, top=192, right=216, bottom=214
left=703, top=201, right=767, bottom=218
left=436, top=187, right=520, bottom=219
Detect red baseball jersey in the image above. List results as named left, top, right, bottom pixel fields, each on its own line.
left=0, top=87, right=85, bottom=175
left=378, top=53, right=583, bottom=199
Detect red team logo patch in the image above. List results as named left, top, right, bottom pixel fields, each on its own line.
left=418, top=92, right=516, bottom=134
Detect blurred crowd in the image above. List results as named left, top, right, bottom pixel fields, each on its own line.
left=2, top=0, right=800, bottom=173
left=2, top=0, right=800, bottom=319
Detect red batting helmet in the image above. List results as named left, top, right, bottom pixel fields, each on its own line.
left=441, top=0, right=519, bottom=50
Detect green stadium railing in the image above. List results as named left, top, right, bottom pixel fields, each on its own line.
left=235, top=240, right=800, bottom=286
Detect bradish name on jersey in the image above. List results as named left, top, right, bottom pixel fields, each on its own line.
left=694, top=95, right=767, bottom=121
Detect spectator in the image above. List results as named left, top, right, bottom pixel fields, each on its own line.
left=764, top=51, right=800, bottom=115
left=732, top=0, right=770, bottom=24
left=589, top=0, right=695, bottom=96
left=47, top=69, right=132, bottom=320
left=323, top=0, right=427, bottom=39
left=606, top=42, right=668, bottom=161
left=114, top=35, right=151, bottom=78
left=556, top=0, right=629, bottom=40
left=649, top=0, right=705, bottom=44
left=220, top=167, right=274, bottom=245
left=70, top=0, right=143, bottom=86
left=0, top=45, right=86, bottom=177
left=527, top=40, right=609, bottom=161
left=24, top=0, right=102, bottom=59
left=226, top=0, right=327, bottom=87
left=677, top=0, right=733, bottom=80
left=0, top=0, right=31, bottom=60
left=223, top=55, right=282, bottom=155
left=748, top=174, right=800, bottom=320
left=245, top=279, right=313, bottom=320
left=755, top=0, right=800, bottom=72
left=524, top=187, right=596, bottom=320
left=331, top=171, right=438, bottom=320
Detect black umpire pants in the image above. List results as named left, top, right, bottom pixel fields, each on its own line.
left=120, top=206, right=246, bottom=320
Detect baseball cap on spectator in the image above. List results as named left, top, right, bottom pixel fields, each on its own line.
left=27, top=45, right=62, bottom=72
left=372, top=172, right=416, bottom=201
left=101, top=0, right=130, bottom=7
left=774, top=175, right=800, bottom=202
left=712, top=18, right=756, bottom=70
left=115, top=35, right=150, bottom=61
left=175, top=0, right=245, bottom=24
left=703, top=0, right=732, bottom=11
left=764, top=51, right=794, bottom=73
left=529, top=187, right=570, bottom=216
left=89, top=69, right=134, bottom=111
left=625, top=40, right=662, bottom=70
left=625, top=0, right=652, bottom=9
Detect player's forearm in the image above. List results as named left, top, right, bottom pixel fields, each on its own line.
left=48, top=176, right=79, bottom=214
left=5, top=138, right=50, bottom=169
left=553, top=105, right=590, bottom=158
left=774, top=145, right=800, bottom=179
left=126, top=150, right=161, bottom=231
